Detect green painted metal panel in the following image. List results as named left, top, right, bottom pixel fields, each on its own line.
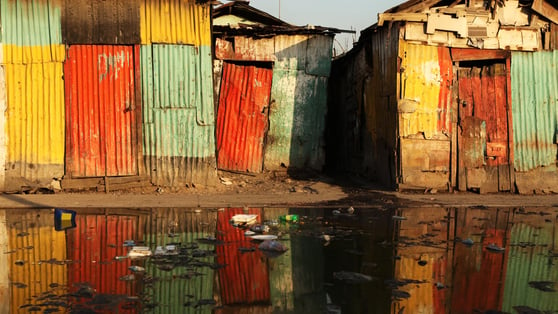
left=511, top=51, right=558, bottom=172
left=265, top=69, right=329, bottom=171
left=143, top=209, right=216, bottom=314
left=502, top=219, right=558, bottom=312
left=0, top=0, right=62, bottom=46
left=305, top=35, right=333, bottom=77
left=141, top=44, right=216, bottom=186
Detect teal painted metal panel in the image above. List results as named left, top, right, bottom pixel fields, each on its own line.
left=0, top=0, right=62, bottom=46
left=511, top=51, right=558, bottom=172
left=265, top=35, right=332, bottom=171
left=502, top=218, right=558, bottom=312
left=143, top=209, right=216, bottom=314
left=141, top=44, right=216, bottom=186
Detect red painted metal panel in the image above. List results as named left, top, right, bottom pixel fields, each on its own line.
left=65, top=45, right=138, bottom=177
left=66, top=215, right=138, bottom=313
left=216, top=208, right=271, bottom=305
left=451, top=229, right=508, bottom=313
left=216, top=62, right=273, bottom=173
left=458, top=64, right=509, bottom=166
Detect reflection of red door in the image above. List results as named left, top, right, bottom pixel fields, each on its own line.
left=457, top=61, right=511, bottom=192
left=216, top=62, right=273, bottom=173
left=65, top=45, right=138, bottom=177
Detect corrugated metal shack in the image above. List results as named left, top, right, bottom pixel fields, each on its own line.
left=0, top=0, right=216, bottom=192
left=329, top=0, right=558, bottom=193
left=212, top=2, right=347, bottom=173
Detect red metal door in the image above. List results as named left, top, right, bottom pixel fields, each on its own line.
left=216, top=62, right=273, bottom=173
left=457, top=62, right=511, bottom=192
left=65, top=45, right=138, bottom=177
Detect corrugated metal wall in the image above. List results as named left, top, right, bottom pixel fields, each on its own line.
left=216, top=208, right=271, bottom=304
left=511, top=51, right=558, bottom=172
left=65, top=45, right=138, bottom=177
left=140, top=0, right=211, bottom=46
left=6, top=210, right=67, bottom=314
left=502, top=217, right=558, bottom=312
left=63, top=0, right=140, bottom=44
left=4, top=63, right=65, bottom=189
left=264, top=35, right=333, bottom=170
left=143, top=208, right=216, bottom=314
left=398, top=42, right=452, bottom=139
left=0, top=0, right=65, bottom=64
left=366, top=25, right=400, bottom=188
left=216, top=62, right=273, bottom=173
left=66, top=214, right=138, bottom=313
left=141, top=44, right=216, bottom=186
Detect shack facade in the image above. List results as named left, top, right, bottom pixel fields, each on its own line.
left=213, top=2, right=343, bottom=173
left=329, top=0, right=558, bottom=193
left=0, top=0, right=215, bottom=192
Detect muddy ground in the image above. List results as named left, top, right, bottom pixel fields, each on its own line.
left=1, top=170, right=558, bottom=209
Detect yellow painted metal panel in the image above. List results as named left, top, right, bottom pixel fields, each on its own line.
left=4, top=62, right=64, bottom=187
left=393, top=256, right=435, bottom=313
left=7, top=211, right=67, bottom=313
left=140, top=0, right=211, bottom=46
left=399, top=40, right=442, bottom=139
left=0, top=66, right=6, bottom=190
left=1, top=44, right=65, bottom=64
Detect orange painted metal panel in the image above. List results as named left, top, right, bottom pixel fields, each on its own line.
left=66, top=215, right=138, bottom=313
left=65, top=45, right=138, bottom=177
left=216, top=208, right=271, bottom=304
left=216, top=62, right=273, bottom=173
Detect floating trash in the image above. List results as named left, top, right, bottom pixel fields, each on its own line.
left=127, top=246, right=152, bottom=259
left=392, top=215, right=407, bottom=221
left=250, top=234, right=278, bottom=241
left=123, top=240, right=135, bottom=247
left=128, top=265, right=146, bottom=273
left=54, top=208, right=76, bottom=231
left=486, top=243, right=505, bottom=253
left=230, top=214, right=257, bottom=226
left=461, top=238, right=474, bottom=246
left=528, top=281, right=556, bottom=292
left=333, top=271, right=374, bottom=284
left=259, top=240, right=288, bottom=258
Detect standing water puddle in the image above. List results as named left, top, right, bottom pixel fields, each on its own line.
left=0, top=206, right=557, bottom=313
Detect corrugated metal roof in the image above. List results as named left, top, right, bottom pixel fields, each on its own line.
left=4, top=62, right=65, bottom=189
left=398, top=41, right=452, bottom=139
left=143, top=208, right=216, bottom=314
left=140, top=0, right=211, bottom=46
left=0, top=0, right=64, bottom=63
left=216, top=62, right=273, bottom=173
left=502, top=218, right=558, bottom=312
left=6, top=210, right=67, bottom=314
left=511, top=51, right=558, bottom=172
left=141, top=44, right=216, bottom=186
left=65, top=45, right=139, bottom=178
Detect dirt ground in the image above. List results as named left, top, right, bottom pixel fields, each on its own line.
left=1, top=170, right=558, bottom=209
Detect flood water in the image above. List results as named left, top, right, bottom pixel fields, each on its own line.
left=0, top=206, right=557, bottom=314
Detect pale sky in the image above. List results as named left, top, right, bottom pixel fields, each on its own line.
left=248, top=0, right=404, bottom=54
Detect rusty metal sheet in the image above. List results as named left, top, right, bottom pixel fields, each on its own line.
left=4, top=62, right=65, bottom=190
left=0, top=210, right=8, bottom=314
left=216, top=62, right=273, bottom=173
left=216, top=208, right=271, bottom=304
left=0, top=0, right=65, bottom=64
left=141, top=44, right=216, bottom=186
left=215, top=37, right=276, bottom=61
left=66, top=214, right=138, bottom=313
left=398, top=41, right=453, bottom=138
left=6, top=210, right=67, bottom=313
left=140, top=0, right=211, bottom=46
left=511, top=51, right=558, bottom=172
left=63, top=0, right=140, bottom=44
left=65, top=45, right=138, bottom=178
